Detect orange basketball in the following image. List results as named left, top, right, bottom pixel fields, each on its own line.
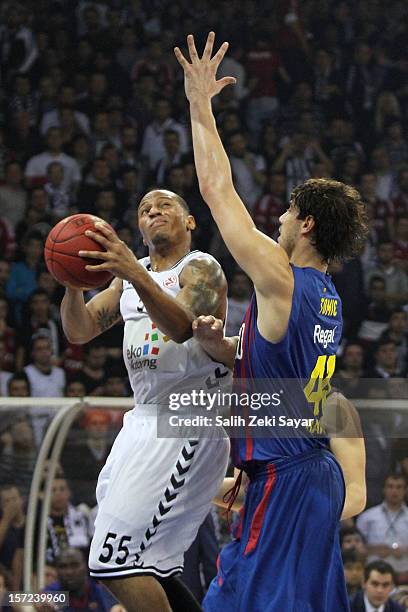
left=44, top=214, right=114, bottom=289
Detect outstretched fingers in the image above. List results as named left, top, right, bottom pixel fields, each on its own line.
left=187, top=34, right=199, bottom=63
left=211, top=41, right=230, bottom=67
left=174, top=46, right=190, bottom=69
left=202, top=31, right=215, bottom=60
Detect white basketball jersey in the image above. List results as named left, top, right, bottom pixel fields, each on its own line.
left=120, top=250, right=232, bottom=406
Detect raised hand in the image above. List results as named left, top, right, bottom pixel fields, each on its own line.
left=174, top=31, right=236, bottom=104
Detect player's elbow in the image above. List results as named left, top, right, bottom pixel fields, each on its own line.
left=347, top=483, right=367, bottom=518
left=63, top=327, right=94, bottom=345
left=199, top=180, right=230, bottom=207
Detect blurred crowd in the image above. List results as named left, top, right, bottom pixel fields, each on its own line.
left=0, top=0, right=407, bottom=607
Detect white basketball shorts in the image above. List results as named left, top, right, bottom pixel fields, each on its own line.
left=88, top=408, right=230, bottom=579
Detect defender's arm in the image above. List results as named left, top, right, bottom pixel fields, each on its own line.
left=174, top=33, right=293, bottom=300
left=323, top=393, right=367, bottom=520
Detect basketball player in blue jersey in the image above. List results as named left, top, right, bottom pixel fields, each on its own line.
left=175, top=33, right=368, bottom=611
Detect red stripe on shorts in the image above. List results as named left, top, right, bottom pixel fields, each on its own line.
left=244, top=464, right=276, bottom=555
left=216, top=553, right=223, bottom=586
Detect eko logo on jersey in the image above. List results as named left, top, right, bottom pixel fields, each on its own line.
left=126, top=323, right=170, bottom=370
left=313, top=325, right=337, bottom=348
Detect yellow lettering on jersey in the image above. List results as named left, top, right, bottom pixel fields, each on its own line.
left=304, top=354, right=336, bottom=434
left=319, top=298, right=338, bottom=317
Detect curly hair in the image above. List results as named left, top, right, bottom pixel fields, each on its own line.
left=292, top=178, right=368, bottom=263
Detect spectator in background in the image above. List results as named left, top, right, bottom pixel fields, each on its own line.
left=357, top=474, right=408, bottom=583
left=61, top=410, right=113, bottom=508
left=131, top=37, right=172, bottom=91
left=393, top=168, right=408, bottom=217
left=16, top=288, right=63, bottom=370
left=154, top=129, right=183, bottom=186
left=273, top=133, right=332, bottom=200
left=0, top=161, right=27, bottom=230
left=24, top=127, right=81, bottom=193
left=40, top=85, right=90, bottom=137
left=92, top=111, right=115, bottom=156
left=371, top=147, right=396, bottom=202
left=0, top=297, right=15, bottom=373
left=381, top=121, right=408, bottom=170
left=343, top=549, right=366, bottom=597
left=375, top=92, right=402, bottom=137
left=141, top=97, right=188, bottom=171
left=350, top=560, right=405, bottom=611
left=117, top=167, right=142, bottom=220
left=93, top=190, right=119, bottom=227
left=24, top=334, right=65, bottom=399
left=341, top=526, right=367, bottom=557
left=0, top=563, right=13, bottom=606
left=6, top=372, right=31, bottom=398
left=346, top=42, right=386, bottom=146
left=366, top=340, right=405, bottom=379
left=245, top=34, right=289, bottom=142
left=0, top=260, right=10, bottom=298
left=45, top=478, right=90, bottom=564
left=78, top=341, right=107, bottom=396
left=70, top=135, right=93, bottom=174
left=42, top=547, right=121, bottom=612
left=393, top=216, right=408, bottom=275
left=5, top=232, right=43, bottom=324
left=226, top=130, right=266, bottom=210
left=0, top=4, right=38, bottom=77
left=78, top=157, right=114, bottom=212
left=225, top=270, right=252, bottom=337
left=312, top=48, right=344, bottom=117
left=252, top=172, right=286, bottom=239
left=80, top=73, right=109, bottom=118
left=8, top=110, right=40, bottom=165
left=119, top=125, right=144, bottom=174
left=378, top=310, right=408, bottom=374
left=324, top=117, right=365, bottom=176
left=181, top=513, right=219, bottom=603
left=15, top=187, right=53, bottom=245
left=365, top=242, right=408, bottom=308
left=0, top=216, right=16, bottom=263
left=0, top=485, right=25, bottom=590
left=359, top=174, right=393, bottom=240
left=334, top=343, right=366, bottom=398
left=43, top=161, right=72, bottom=219
left=0, top=418, right=36, bottom=502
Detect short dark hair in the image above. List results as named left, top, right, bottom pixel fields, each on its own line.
left=292, top=178, right=368, bottom=263
left=384, top=472, right=407, bottom=486
left=7, top=372, right=31, bottom=395
left=340, top=525, right=366, bottom=545
left=364, top=560, right=396, bottom=583
left=139, top=189, right=190, bottom=214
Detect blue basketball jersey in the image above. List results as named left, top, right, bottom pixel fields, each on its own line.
left=232, top=264, right=343, bottom=465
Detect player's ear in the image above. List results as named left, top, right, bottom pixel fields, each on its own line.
left=301, top=215, right=315, bottom=235
left=186, top=215, right=196, bottom=231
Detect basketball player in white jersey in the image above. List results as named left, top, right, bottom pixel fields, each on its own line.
left=60, top=189, right=231, bottom=612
